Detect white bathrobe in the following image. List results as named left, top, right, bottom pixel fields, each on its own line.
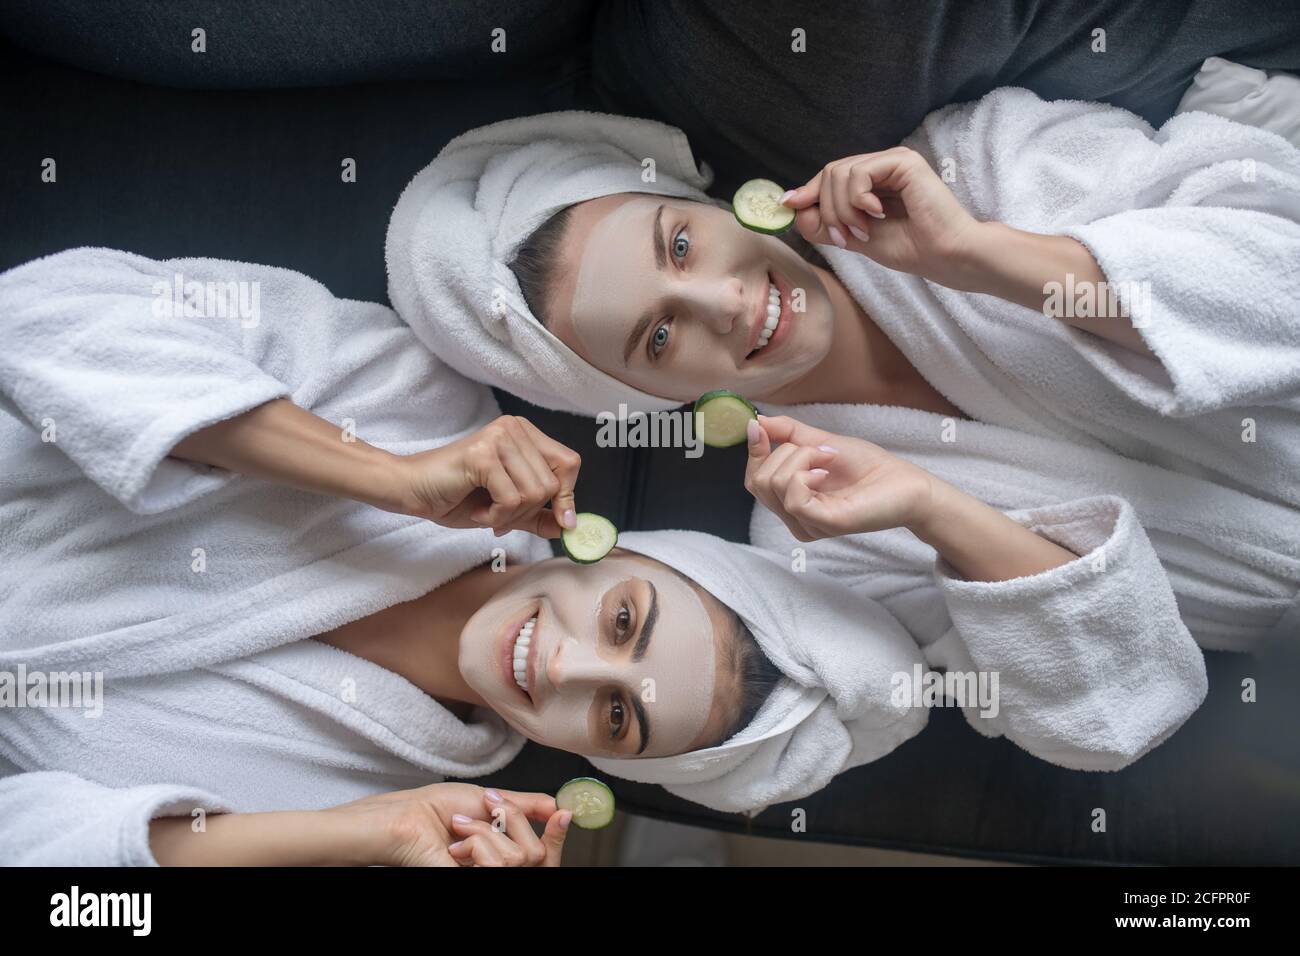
left=0, top=248, right=552, bottom=865
left=747, top=403, right=1299, bottom=775
left=752, top=402, right=1300, bottom=653
left=823, top=88, right=1300, bottom=510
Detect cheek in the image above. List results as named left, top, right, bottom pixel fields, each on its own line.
left=620, top=342, right=722, bottom=402
left=457, top=608, right=497, bottom=682
left=531, top=698, right=596, bottom=753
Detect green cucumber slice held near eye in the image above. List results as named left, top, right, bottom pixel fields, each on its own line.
left=555, top=777, right=616, bottom=830
left=560, top=512, right=619, bottom=564
left=694, top=389, right=759, bottom=449
left=733, top=178, right=796, bottom=235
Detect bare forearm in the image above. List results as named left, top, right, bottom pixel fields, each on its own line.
left=910, top=481, right=1077, bottom=582
left=958, top=221, right=1154, bottom=358
left=170, top=398, right=414, bottom=514
left=149, top=811, right=372, bottom=866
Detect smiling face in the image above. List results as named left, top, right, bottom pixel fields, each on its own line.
left=458, top=551, right=739, bottom=759
left=542, top=193, right=836, bottom=404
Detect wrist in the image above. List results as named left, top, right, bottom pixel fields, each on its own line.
left=357, top=445, right=423, bottom=517
left=906, top=476, right=970, bottom=550
left=943, top=220, right=1005, bottom=294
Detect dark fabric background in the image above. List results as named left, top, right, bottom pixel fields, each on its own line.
left=2, top=2, right=1297, bottom=863
left=593, top=0, right=1300, bottom=195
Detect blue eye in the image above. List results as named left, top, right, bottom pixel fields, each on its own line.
left=650, top=322, right=671, bottom=356
left=672, top=229, right=690, bottom=259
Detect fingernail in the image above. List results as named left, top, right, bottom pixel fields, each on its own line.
left=809, top=468, right=830, bottom=478
left=452, top=814, right=473, bottom=825
left=746, top=419, right=761, bottom=444
left=558, top=810, right=573, bottom=830
left=448, top=841, right=464, bottom=851
left=779, top=190, right=795, bottom=204
left=849, top=226, right=870, bottom=242
left=484, top=788, right=502, bottom=802
left=817, top=444, right=839, bottom=454
left=868, top=210, right=886, bottom=220
left=827, top=226, right=847, bottom=248
left=563, top=509, right=576, bottom=529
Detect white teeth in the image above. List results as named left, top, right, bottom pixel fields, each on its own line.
left=512, top=614, right=537, bottom=694
left=753, top=281, right=781, bottom=353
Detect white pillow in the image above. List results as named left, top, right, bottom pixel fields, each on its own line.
left=1176, top=56, right=1300, bottom=148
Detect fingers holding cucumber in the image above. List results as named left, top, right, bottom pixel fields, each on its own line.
left=406, top=415, right=582, bottom=540
left=780, top=149, right=983, bottom=287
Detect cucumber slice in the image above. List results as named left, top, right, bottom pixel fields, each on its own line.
left=555, top=777, right=616, bottom=830
left=561, top=512, right=618, bottom=564
left=733, top=178, right=795, bottom=234
left=694, top=389, right=759, bottom=448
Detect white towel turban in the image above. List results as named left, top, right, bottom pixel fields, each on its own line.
left=599, top=530, right=929, bottom=815
left=385, top=111, right=717, bottom=416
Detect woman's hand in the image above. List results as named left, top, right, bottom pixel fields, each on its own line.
left=744, top=413, right=1080, bottom=581
left=326, top=781, right=570, bottom=868
left=395, top=415, right=582, bottom=538
left=781, top=147, right=983, bottom=290
left=780, top=150, right=1153, bottom=356
left=744, top=414, right=942, bottom=541
left=149, top=782, right=571, bottom=867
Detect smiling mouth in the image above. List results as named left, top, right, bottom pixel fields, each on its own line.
left=509, top=612, right=538, bottom=703
left=746, top=273, right=784, bottom=360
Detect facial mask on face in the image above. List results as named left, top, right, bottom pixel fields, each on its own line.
left=621, top=566, right=717, bottom=748
left=569, top=197, right=664, bottom=367
left=472, top=555, right=721, bottom=758
left=542, top=560, right=718, bottom=757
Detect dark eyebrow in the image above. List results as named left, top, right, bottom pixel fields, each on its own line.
left=630, top=580, right=658, bottom=754
left=623, top=312, right=653, bottom=366
left=652, top=202, right=667, bottom=270
left=631, top=695, right=651, bottom=755
left=633, top=580, right=657, bottom=663
left=621, top=205, right=669, bottom=367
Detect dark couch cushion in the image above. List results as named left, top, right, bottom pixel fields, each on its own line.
left=0, top=0, right=599, bottom=89
left=591, top=0, right=1300, bottom=196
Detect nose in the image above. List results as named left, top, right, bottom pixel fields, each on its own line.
left=546, top=637, right=620, bottom=690
left=675, top=275, right=746, bottom=335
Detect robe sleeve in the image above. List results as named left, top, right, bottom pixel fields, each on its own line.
left=1064, top=202, right=1300, bottom=417
left=916, top=88, right=1300, bottom=416
left=0, top=770, right=227, bottom=866
left=925, top=495, right=1208, bottom=771
left=0, top=246, right=418, bottom=514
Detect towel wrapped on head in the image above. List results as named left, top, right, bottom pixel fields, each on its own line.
left=601, top=530, right=928, bottom=815
left=385, top=111, right=717, bottom=416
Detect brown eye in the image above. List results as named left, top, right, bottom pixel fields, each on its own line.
left=614, top=603, right=633, bottom=642
left=609, top=695, right=626, bottom=739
